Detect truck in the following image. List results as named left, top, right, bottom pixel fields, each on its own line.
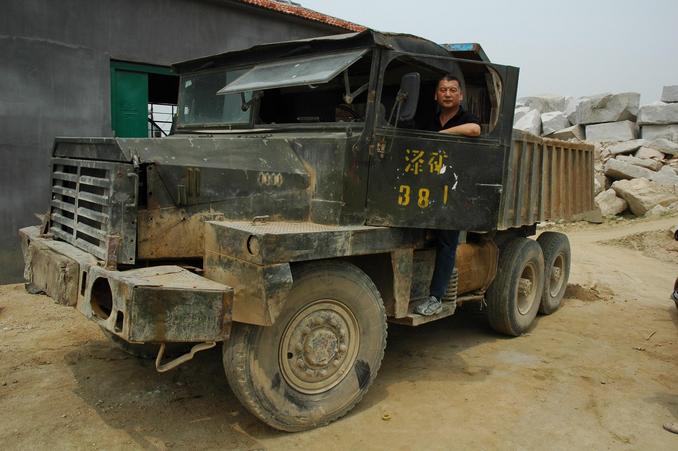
left=20, top=30, right=594, bottom=431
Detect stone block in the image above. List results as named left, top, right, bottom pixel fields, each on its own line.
left=566, top=97, right=584, bottom=124
left=593, top=170, right=609, bottom=195
left=635, top=147, right=665, bottom=160
left=615, top=155, right=663, bottom=171
left=646, top=204, right=670, bottom=217
left=666, top=158, right=678, bottom=174
left=541, top=111, right=570, bottom=136
left=594, top=188, right=627, bottom=217
left=648, top=165, right=678, bottom=188
left=514, top=109, right=541, bottom=136
left=574, top=92, right=640, bottom=125
left=645, top=202, right=678, bottom=216
left=661, top=85, right=678, bottom=103
left=637, top=103, right=678, bottom=125
left=517, top=96, right=569, bottom=114
left=513, top=106, right=532, bottom=124
left=547, top=124, right=584, bottom=141
left=644, top=138, right=678, bottom=156
left=641, top=124, right=678, bottom=141
left=585, top=120, right=637, bottom=142
left=611, top=178, right=678, bottom=216
left=603, top=158, right=654, bottom=180
left=608, top=139, right=646, bottom=155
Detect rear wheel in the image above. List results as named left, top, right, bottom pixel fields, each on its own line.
left=486, top=238, right=545, bottom=336
left=537, top=232, right=571, bottom=315
left=223, top=261, right=387, bottom=431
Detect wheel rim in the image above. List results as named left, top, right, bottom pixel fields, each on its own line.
left=516, top=262, right=538, bottom=315
left=548, top=254, right=566, bottom=298
left=279, top=299, right=360, bottom=394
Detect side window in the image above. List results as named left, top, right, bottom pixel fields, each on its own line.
left=456, top=61, right=502, bottom=133
left=380, top=56, right=502, bottom=134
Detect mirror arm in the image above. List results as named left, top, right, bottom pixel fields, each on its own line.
left=387, top=90, right=408, bottom=127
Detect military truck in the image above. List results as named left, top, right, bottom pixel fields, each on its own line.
left=20, top=30, right=594, bottom=431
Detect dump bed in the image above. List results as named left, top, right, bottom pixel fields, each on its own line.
left=497, top=130, right=595, bottom=230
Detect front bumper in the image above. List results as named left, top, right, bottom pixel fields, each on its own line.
left=20, top=226, right=233, bottom=343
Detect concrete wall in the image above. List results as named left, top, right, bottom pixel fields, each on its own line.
left=0, top=0, right=347, bottom=282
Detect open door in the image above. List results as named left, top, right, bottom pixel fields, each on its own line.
left=366, top=57, right=519, bottom=232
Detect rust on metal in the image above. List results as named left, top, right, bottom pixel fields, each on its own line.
left=390, top=249, right=413, bottom=318
left=104, top=235, right=120, bottom=270
left=137, top=208, right=224, bottom=260
left=455, top=240, right=498, bottom=295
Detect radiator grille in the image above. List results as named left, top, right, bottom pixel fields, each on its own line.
left=49, top=158, right=137, bottom=265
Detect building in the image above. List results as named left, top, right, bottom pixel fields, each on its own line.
left=0, top=0, right=363, bottom=282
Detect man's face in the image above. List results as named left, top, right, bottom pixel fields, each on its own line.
left=435, top=79, right=463, bottom=110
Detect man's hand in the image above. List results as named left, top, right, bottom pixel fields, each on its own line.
left=440, top=123, right=481, bottom=137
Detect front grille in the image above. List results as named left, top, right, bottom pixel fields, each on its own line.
left=49, top=158, right=137, bottom=265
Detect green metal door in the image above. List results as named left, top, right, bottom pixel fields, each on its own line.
left=110, top=61, right=175, bottom=138
left=111, top=66, right=148, bottom=137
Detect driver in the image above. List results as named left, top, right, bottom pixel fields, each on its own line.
left=415, top=74, right=481, bottom=316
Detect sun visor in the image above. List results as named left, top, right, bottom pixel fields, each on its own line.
left=217, top=49, right=368, bottom=95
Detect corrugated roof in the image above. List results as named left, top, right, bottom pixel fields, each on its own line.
left=238, top=0, right=366, bottom=32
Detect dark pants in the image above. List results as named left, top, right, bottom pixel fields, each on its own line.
left=429, top=230, right=460, bottom=300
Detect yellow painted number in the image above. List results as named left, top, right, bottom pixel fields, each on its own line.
left=417, top=188, right=430, bottom=209
left=443, top=185, right=449, bottom=205
left=398, top=184, right=411, bottom=206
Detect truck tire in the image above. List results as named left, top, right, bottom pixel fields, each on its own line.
left=223, top=261, right=387, bottom=432
left=486, top=238, right=544, bottom=336
left=537, top=232, right=571, bottom=315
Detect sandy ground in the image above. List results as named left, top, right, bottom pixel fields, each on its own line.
left=1, top=215, right=677, bottom=450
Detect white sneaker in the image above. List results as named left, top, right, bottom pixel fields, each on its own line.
left=415, top=296, right=442, bottom=316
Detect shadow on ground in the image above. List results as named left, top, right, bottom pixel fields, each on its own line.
left=64, top=305, right=508, bottom=448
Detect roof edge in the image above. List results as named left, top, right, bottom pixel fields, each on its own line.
left=237, top=0, right=366, bottom=32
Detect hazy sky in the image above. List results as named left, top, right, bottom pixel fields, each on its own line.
left=298, top=0, right=678, bottom=105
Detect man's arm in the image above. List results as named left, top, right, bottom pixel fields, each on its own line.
left=440, top=123, right=481, bottom=137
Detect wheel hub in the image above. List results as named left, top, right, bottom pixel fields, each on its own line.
left=517, top=263, right=537, bottom=315
left=280, top=300, right=359, bottom=394
left=549, top=255, right=565, bottom=297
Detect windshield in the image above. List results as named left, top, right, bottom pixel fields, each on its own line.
left=177, top=68, right=252, bottom=127
left=177, top=49, right=372, bottom=128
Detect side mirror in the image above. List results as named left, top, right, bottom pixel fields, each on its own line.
left=397, top=72, right=420, bottom=121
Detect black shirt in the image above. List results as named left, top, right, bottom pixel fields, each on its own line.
left=426, top=106, right=481, bottom=132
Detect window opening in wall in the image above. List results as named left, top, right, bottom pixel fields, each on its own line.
left=110, top=61, right=179, bottom=138
left=148, top=104, right=176, bottom=137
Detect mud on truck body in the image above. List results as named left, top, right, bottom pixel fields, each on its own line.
left=20, top=30, right=594, bottom=431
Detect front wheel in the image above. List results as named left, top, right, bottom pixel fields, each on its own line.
left=223, top=261, right=387, bottom=431
left=486, top=238, right=545, bottom=336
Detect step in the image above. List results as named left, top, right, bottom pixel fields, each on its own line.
left=388, top=299, right=458, bottom=326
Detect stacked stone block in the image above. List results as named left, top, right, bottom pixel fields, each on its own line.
left=512, top=85, right=678, bottom=219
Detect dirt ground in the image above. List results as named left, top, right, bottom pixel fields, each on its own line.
left=1, top=215, right=677, bottom=450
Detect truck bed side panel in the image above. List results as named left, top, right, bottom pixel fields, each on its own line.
left=498, top=131, right=594, bottom=230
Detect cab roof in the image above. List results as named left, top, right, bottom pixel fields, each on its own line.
left=173, top=29, right=459, bottom=74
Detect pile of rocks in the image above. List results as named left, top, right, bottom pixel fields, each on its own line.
left=514, top=85, right=678, bottom=219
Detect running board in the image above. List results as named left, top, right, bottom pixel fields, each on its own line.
left=388, top=294, right=484, bottom=326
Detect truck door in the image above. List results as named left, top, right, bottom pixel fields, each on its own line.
left=365, top=55, right=519, bottom=231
